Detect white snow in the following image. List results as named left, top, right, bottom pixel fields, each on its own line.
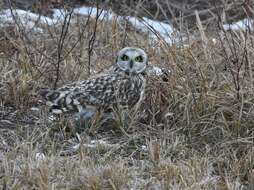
left=223, top=18, right=253, bottom=31
left=0, top=7, right=174, bottom=42
left=52, top=8, right=66, bottom=20
left=1, top=7, right=252, bottom=41
left=147, top=64, right=170, bottom=76
left=73, top=139, right=119, bottom=149
left=53, top=6, right=173, bottom=36
left=0, top=7, right=171, bottom=42
left=0, top=9, right=58, bottom=33
left=53, top=7, right=174, bottom=43
left=0, top=9, right=54, bottom=24
left=127, top=16, right=173, bottom=43
left=35, top=152, right=46, bottom=161
left=52, top=7, right=113, bottom=20
left=141, top=145, right=147, bottom=150
left=74, top=7, right=114, bottom=20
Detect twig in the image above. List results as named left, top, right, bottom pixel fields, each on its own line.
left=53, top=9, right=73, bottom=89
left=87, top=1, right=102, bottom=76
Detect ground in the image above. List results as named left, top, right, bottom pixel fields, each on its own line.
left=0, top=5, right=254, bottom=190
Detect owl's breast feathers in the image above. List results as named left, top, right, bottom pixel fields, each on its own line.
left=39, top=73, right=146, bottom=114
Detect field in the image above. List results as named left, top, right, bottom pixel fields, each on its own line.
left=0, top=4, right=254, bottom=190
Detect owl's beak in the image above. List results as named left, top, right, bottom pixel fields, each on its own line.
left=129, top=60, right=134, bottom=68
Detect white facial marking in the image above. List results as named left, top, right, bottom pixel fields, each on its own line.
left=117, top=47, right=147, bottom=74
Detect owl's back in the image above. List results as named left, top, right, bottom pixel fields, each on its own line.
left=40, top=72, right=146, bottom=114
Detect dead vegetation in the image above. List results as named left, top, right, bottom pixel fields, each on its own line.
left=0, top=2, right=254, bottom=190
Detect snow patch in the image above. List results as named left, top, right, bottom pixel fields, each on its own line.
left=52, top=6, right=174, bottom=43
left=146, top=64, right=171, bottom=77
left=0, top=7, right=174, bottom=42
left=74, top=7, right=114, bottom=20
left=0, top=9, right=58, bottom=33
left=35, top=152, right=46, bottom=161
left=127, top=16, right=173, bottom=43
left=1, top=7, right=252, bottom=42
left=223, top=18, right=253, bottom=31
left=73, top=139, right=119, bottom=149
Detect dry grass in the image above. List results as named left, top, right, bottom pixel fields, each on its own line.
left=0, top=6, right=254, bottom=190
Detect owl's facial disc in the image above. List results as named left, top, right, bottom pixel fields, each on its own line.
left=117, top=47, right=148, bottom=74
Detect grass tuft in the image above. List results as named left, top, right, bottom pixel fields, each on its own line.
left=0, top=5, right=254, bottom=189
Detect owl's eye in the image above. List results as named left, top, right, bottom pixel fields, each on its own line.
left=135, top=56, right=143, bottom=62
left=121, top=54, right=129, bottom=61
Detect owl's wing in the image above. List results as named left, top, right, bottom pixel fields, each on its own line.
left=39, top=74, right=121, bottom=114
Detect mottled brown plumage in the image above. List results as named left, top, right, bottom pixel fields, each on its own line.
left=39, top=47, right=148, bottom=116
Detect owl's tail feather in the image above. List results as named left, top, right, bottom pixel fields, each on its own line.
left=39, top=89, right=62, bottom=114
left=38, top=88, right=79, bottom=114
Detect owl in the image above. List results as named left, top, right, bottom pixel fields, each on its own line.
left=39, top=47, right=148, bottom=119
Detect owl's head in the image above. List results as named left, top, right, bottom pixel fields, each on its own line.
left=116, top=47, right=148, bottom=74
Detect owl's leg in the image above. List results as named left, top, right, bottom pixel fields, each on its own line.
left=111, top=106, right=132, bottom=135
left=77, top=109, right=95, bottom=120
left=76, top=108, right=116, bottom=134
left=74, top=108, right=96, bottom=131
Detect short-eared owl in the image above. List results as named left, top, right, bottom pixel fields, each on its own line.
left=40, top=47, right=148, bottom=117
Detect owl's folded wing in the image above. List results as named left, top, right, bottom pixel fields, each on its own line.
left=39, top=74, right=121, bottom=114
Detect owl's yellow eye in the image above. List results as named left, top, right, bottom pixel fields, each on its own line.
left=135, top=56, right=143, bottom=62
left=121, top=54, right=129, bottom=61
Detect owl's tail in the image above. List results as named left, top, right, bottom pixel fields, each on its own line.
left=38, top=88, right=73, bottom=114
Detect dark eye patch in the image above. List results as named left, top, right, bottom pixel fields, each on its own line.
left=121, top=54, right=129, bottom=61
left=135, top=55, right=143, bottom=62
